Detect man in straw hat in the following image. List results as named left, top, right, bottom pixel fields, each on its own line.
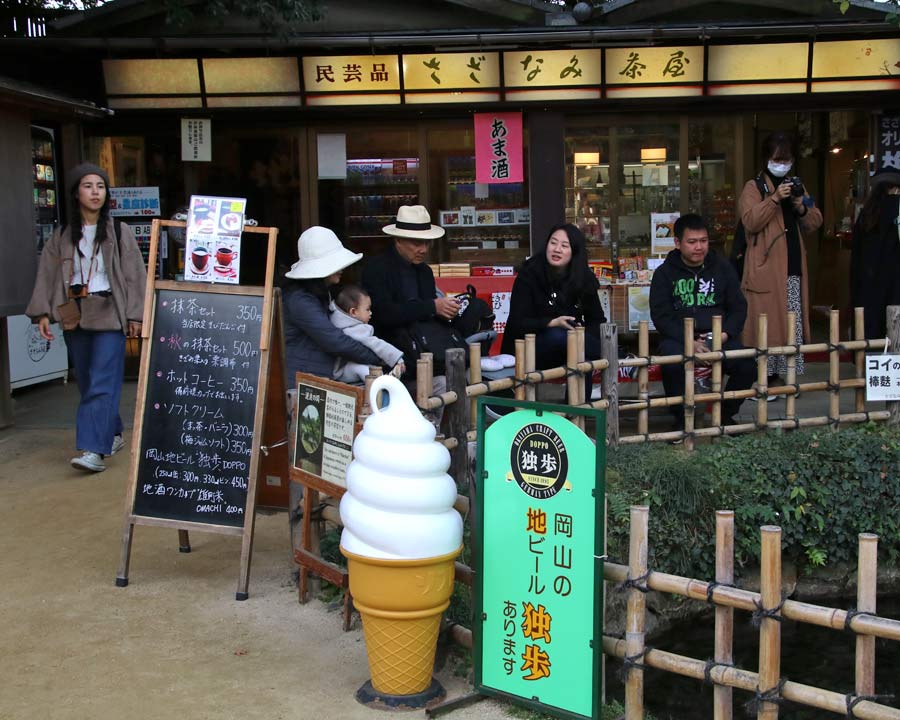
left=362, top=205, right=458, bottom=425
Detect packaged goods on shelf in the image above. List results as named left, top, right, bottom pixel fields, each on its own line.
left=438, top=263, right=471, bottom=277
left=471, top=265, right=515, bottom=277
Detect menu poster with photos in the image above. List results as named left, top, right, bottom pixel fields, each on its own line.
left=650, top=212, right=680, bottom=255
left=185, top=195, right=247, bottom=284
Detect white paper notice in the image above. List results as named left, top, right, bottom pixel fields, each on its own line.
left=317, top=134, right=347, bottom=179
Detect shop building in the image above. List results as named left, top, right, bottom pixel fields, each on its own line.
left=1, top=0, right=899, bottom=332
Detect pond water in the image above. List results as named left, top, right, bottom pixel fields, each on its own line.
left=605, top=597, right=900, bottom=719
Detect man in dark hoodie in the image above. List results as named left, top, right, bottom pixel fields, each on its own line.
left=649, top=213, right=755, bottom=426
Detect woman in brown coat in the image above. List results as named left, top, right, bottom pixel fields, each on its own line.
left=739, top=132, right=822, bottom=394
left=26, top=163, right=147, bottom=472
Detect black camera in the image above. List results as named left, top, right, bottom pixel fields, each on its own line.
left=787, top=177, right=805, bottom=197
left=68, top=284, right=87, bottom=299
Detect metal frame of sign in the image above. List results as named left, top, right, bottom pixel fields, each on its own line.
left=115, top=218, right=282, bottom=601
left=473, top=395, right=606, bottom=720
left=289, top=372, right=364, bottom=622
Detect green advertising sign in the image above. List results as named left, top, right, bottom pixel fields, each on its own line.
left=474, top=398, right=605, bottom=720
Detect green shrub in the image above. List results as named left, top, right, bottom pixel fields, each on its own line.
left=606, top=424, right=900, bottom=580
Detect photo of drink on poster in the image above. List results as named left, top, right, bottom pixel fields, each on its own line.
left=184, top=195, right=246, bottom=284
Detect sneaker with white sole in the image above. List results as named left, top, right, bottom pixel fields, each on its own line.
left=71, top=451, right=106, bottom=473
left=110, top=434, right=125, bottom=455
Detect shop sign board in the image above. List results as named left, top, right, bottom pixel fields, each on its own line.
left=302, top=54, right=401, bottom=104
left=878, top=114, right=900, bottom=171
left=292, top=373, right=362, bottom=491
left=707, top=43, right=808, bottom=95
left=403, top=52, right=500, bottom=90
left=109, top=186, right=161, bottom=218
left=812, top=39, right=900, bottom=78
left=474, top=112, right=524, bottom=184
left=474, top=399, right=605, bottom=720
left=866, top=355, right=900, bottom=402
left=606, top=46, right=703, bottom=86
left=503, top=49, right=602, bottom=88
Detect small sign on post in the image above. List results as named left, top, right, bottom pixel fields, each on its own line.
left=865, top=354, right=900, bottom=401
left=474, top=397, right=605, bottom=720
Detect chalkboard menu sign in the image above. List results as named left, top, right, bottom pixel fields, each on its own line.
left=132, top=288, right=263, bottom=527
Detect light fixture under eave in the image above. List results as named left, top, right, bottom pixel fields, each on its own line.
left=574, top=151, right=600, bottom=165
left=830, top=147, right=842, bottom=154
left=640, top=147, right=667, bottom=164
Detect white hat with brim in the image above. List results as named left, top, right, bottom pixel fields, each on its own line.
left=382, top=204, right=445, bottom=240
left=285, top=226, right=362, bottom=280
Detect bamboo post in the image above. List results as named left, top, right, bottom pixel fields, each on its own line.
left=711, top=316, right=723, bottom=429
left=469, top=342, right=481, bottom=431
left=756, top=314, right=769, bottom=431
left=625, top=506, right=649, bottom=720
left=855, top=307, right=866, bottom=414
left=888, top=306, right=900, bottom=426
left=576, top=325, right=586, bottom=406
left=416, top=356, right=431, bottom=410
left=758, top=526, right=783, bottom=720
left=683, top=317, right=696, bottom=451
left=445, top=348, right=468, bottom=492
left=566, top=329, right=579, bottom=410
left=856, top=533, right=879, bottom=697
left=714, top=510, right=735, bottom=720
left=524, top=333, right=537, bottom=403
left=829, top=309, right=841, bottom=431
left=514, top=339, right=526, bottom=402
left=637, top=321, right=649, bottom=438
left=600, top=323, right=619, bottom=447
left=785, top=312, right=797, bottom=424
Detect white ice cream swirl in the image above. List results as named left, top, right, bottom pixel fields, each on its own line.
left=339, top=375, right=463, bottom=560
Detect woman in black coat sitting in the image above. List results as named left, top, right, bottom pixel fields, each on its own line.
left=502, top=223, right=606, bottom=392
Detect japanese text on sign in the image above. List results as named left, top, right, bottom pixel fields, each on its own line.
left=865, top=354, right=900, bottom=401
left=474, top=112, right=523, bottom=184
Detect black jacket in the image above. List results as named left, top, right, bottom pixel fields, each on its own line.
left=361, top=243, right=437, bottom=340
left=850, top=195, right=900, bottom=339
left=501, top=257, right=606, bottom=355
left=649, top=249, right=747, bottom=342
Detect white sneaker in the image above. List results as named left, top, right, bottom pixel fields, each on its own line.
left=71, top=451, right=106, bottom=473
left=110, top=434, right=125, bottom=455
left=480, top=356, right=504, bottom=372
left=496, top=353, right=517, bottom=368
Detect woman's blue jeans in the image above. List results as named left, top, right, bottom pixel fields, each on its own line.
left=65, top=329, right=126, bottom=455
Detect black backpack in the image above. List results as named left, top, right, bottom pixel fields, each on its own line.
left=730, top=174, right=768, bottom=280
left=452, top=284, right=495, bottom=339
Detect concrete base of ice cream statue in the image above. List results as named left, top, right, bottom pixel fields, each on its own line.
left=340, top=375, right=463, bottom=710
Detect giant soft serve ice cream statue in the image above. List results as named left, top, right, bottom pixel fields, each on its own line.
left=340, top=375, right=463, bottom=706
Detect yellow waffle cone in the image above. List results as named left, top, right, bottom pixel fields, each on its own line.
left=342, top=546, right=461, bottom=696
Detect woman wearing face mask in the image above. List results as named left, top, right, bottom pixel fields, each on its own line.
left=738, top=131, right=822, bottom=395
left=850, top=167, right=900, bottom=340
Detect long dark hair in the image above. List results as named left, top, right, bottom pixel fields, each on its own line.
left=859, top=182, right=898, bottom=233
left=533, top=223, right=595, bottom=299
left=68, top=175, right=111, bottom=248
left=760, top=131, right=797, bottom=164
left=285, top=277, right=332, bottom=307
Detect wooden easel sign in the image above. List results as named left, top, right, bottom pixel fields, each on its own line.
left=290, top=373, right=363, bottom=616
left=116, top=218, right=281, bottom=600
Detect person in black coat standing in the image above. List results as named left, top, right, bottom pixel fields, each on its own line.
left=850, top=167, right=900, bottom=340
left=503, top=223, right=606, bottom=395
left=649, top=213, right=755, bottom=426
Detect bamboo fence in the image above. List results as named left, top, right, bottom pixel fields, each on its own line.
left=414, top=306, right=898, bottom=452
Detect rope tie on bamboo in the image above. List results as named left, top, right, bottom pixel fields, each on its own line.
left=616, top=646, right=651, bottom=683
left=702, top=658, right=734, bottom=686
left=845, top=692, right=896, bottom=719
left=429, top=393, right=447, bottom=409
left=843, top=607, right=875, bottom=633
left=744, top=678, right=787, bottom=715
left=705, top=580, right=733, bottom=605
left=751, top=594, right=785, bottom=627
left=617, top=570, right=651, bottom=594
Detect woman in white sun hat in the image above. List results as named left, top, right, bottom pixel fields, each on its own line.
left=283, top=226, right=383, bottom=380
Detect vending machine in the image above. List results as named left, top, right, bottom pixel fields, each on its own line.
left=7, top=126, right=69, bottom=390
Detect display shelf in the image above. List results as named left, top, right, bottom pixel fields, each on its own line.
left=342, top=157, right=420, bottom=243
